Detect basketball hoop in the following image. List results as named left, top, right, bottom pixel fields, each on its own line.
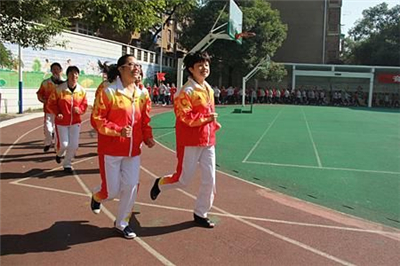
left=235, top=31, right=256, bottom=40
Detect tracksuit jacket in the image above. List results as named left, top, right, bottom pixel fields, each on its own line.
left=47, top=82, right=88, bottom=125
left=174, top=77, right=221, bottom=147
left=37, top=77, right=63, bottom=114
left=91, top=77, right=153, bottom=157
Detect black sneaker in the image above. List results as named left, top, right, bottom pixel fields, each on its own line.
left=115, top=226, right=136, bottom=239
left=55, top=155, right=62, bottom=164
left=150, top=178, right=161, bottom=200
left=194, top=213, right=215, bottom=228
left=91, top=197, right=101, bottom=214
left=63, top=167, right=73, bottom=174
left=43, top=145, right=51, bottom=152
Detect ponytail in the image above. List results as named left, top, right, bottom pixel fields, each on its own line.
left=98, top=54, right=135, bottom=83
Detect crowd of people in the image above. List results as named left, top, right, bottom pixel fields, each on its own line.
left=206, top=85, right=400, bottom=108
left=36, top=51, right=220, bottom=239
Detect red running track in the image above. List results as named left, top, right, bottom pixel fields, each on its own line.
left=1, top=107, right=400, bottom=266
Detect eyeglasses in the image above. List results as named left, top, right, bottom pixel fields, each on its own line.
left=121, top=63, right=141, bottom=69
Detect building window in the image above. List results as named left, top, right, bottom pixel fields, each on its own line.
left=137, top=50, right=142, bottom=60
left=144, top=51, right=148, bottom=62
left=122, top=46, right=127, bottom=55
left=70, top=22, right=95, bottom=36
left=150, top=53, right=154, bottom=63
left=168, top=29, right=172, bottom=44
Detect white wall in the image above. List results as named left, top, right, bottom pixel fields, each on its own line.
left=0, top=88, right=96, bottom=114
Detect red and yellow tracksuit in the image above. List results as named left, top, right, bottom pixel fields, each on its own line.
left=36, top=77, right=60, bottom=146
left=47, top=82, right=88, bottom=168
left=159, top=77, right=221, bottom=218
left=91, top=77, right=153, bottom=230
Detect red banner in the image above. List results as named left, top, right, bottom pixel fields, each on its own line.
left=377, top=74, right=400, bottom=83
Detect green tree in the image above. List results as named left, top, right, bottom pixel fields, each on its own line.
left=0, top=0, right=196, bottom=48
left=32, top=58, right=41, bottom=72
left=343, top=3, right=400, bottom=66
left=179, top=0, right=287, bottom=86
left=0, top=0, right=70, bottom=49
left=0, top=43, right=14, bottom=69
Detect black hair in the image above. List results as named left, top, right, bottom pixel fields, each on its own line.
left=50, top=62, right=62, bottom=70
left=102, top=54, right=135, bottom=83
left=66, top=66, right=80, bottom=75
left=183, top=51, right=211, bottom=77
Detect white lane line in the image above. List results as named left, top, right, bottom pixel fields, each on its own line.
left=301, top=107, right=322, bottom=168
left=140, top=166, right=355, bottom=266
left=156, top=130, right=175, bottom=139
left=0, top=125, right=42, bottom=163
left=11, top=178, right=400, bottom=240
left=3, top=119, right=175, bottom=266
left=242, top=109, right=283, bottom=163
left=243, top=160, right=400, bottom=175
left=1, top=117, right=91, bottom=164
left=73, top=169, right=176, bottom=266
left=0, top=113, right=44, bottom=128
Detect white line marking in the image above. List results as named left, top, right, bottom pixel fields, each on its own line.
left=156, top=130, right=175, bottom=139
left=0, top=125, right=42, bottom=163
left=73, top=166, right=176, bottom=266
left=242, top=109, right=283, bottom=163
left=3, top=120, right=175, bottom=266
left=0, top=113, right=44, bottom=128
left=243, top=160, right=400, bottom=175
left=301, top=107, right=322, bottom=167
left=140, top=166, right=356, bottom=266
left=10, top=180, right=400, bottom=240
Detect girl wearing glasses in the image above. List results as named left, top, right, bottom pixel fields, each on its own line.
left=90, top=54, right=155, bottom=239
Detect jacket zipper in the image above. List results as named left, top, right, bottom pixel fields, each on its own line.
left=70, top=90, right=74, bottom=125
left=128, top=88, right=136, bottom=156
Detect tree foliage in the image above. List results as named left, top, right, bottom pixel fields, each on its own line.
left=0, top=0, right=196, bottom=49
left=343, top=3, right=400, bottom=66
left=0, top=0, right=70, bottom=49
left=179, top=0, right=287, bottom=86
left=0, top=43, right=14, bottom=69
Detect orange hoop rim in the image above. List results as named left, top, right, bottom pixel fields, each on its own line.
left=235, top=31, right=256, bottom=39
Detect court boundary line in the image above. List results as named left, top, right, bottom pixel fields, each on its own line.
left=5, top=144, right=398, bottom=265
left=7, top=169, right=356, bottom=266
left=243, top=160, right=400, bottom=175
left=2, top=118, right=176, bottom=266
left=242, top=109, right=283, bottom=163
left=301, top=107, right=322, bottom=167
left=10, top=176, right=400, bottom=240
left=3, top=110, right=400, bottom=265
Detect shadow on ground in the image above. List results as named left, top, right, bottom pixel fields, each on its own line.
left=1, top=220, right=117, bottom=256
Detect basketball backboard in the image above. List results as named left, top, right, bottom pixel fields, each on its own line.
left=227, top=0, right=243, bottom=44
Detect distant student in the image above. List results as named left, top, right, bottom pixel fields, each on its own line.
left=36, top=62, right=64, bottom=152
left=47, top=66, right=88, bottom=173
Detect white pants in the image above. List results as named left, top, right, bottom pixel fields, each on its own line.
left=93, top=155, right=140, bottom=230
left=55, top=123, right=81, bottom=168
left=160, top=146, right=216, bottom=218
left=43, top=113, right=55, bottom=146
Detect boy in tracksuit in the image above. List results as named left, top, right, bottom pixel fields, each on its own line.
left=36, top=62, right=64, bottom=152
left=150, top=51, right=221, bottom=228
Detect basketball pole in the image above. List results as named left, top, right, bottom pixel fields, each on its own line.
left=241, top=56, right=270, bottom=107
left=176, top=26, right=232, bottom=90
left=176, top=2, right=230, bottom=90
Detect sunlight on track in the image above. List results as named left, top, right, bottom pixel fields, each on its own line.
left=5, top=113, right=400, bottom=266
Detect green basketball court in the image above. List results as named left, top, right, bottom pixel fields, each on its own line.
left=151, top=105, right=400, bottom=229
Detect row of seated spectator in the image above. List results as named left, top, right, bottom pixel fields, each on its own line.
left=211, top=85, right=400, bottom=108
